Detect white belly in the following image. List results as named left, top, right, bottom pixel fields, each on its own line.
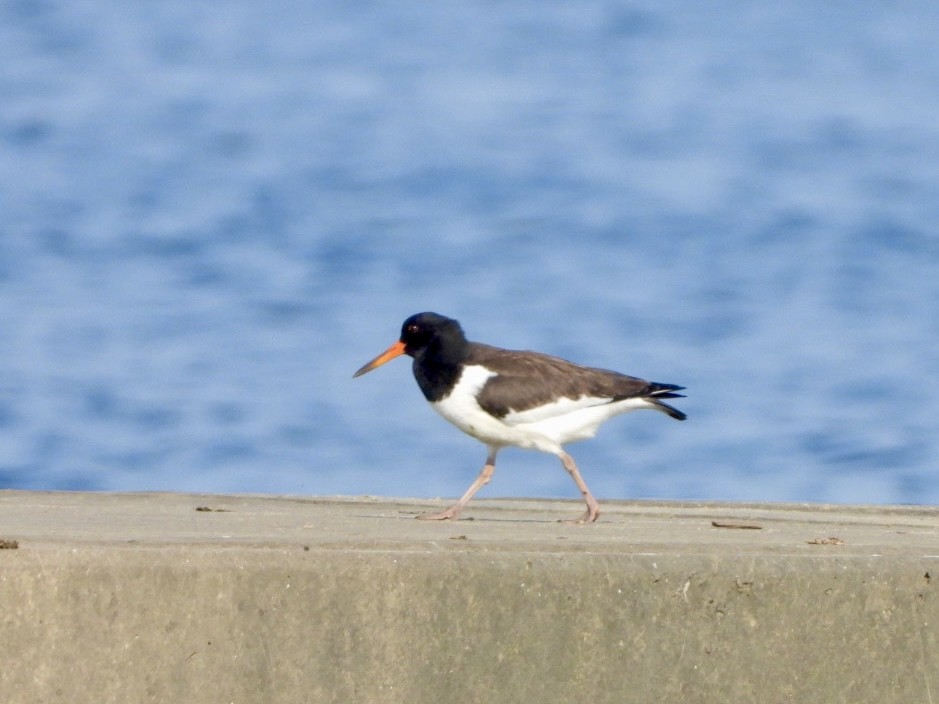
left=430, top=365, right=654, bottom=453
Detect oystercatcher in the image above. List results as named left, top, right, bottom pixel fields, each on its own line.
left=353, top=312, right=686, bottom=523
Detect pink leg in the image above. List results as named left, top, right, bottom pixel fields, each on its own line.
left=558, top=450, right=601, bottom=523
left=417, top=447, right=499, bottom=521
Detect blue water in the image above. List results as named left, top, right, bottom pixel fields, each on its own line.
left=2, top=1, right=938, bottom=505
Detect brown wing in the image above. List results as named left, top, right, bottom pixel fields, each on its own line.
left=467, top=343, right=656, bottom=419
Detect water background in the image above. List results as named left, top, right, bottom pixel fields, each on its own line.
left=2, top=1, right=938, bottom=504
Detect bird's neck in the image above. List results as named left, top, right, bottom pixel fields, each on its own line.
left=412, top=338, right=468, bottom=402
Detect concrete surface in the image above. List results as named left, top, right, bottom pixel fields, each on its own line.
left=1, top=490, right=937, bottom=703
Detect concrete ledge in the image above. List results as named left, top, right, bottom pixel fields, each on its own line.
left=1, top=491, right=937, bottom=703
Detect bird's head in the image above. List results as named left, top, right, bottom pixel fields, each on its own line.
left=353, top=312, right=466, bottom=378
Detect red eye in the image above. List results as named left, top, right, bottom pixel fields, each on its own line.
left=407, top=324, right=419, bottom=334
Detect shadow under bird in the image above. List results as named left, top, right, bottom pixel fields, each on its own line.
left=353, top=312, right=686, bottom=523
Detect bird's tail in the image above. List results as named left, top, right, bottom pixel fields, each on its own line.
left=647, top=382, right=687, bottom=421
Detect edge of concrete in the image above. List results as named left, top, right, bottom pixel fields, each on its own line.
left=1, top=491, right=937, bottom=703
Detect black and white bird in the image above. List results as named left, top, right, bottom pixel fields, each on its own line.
left=353, top=312, right=686, bottom=523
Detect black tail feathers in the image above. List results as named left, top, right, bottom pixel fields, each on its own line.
left=648, top=382, right=687, bottom=421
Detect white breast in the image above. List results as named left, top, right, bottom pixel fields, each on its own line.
left=430, top=365, right=512, bottom=443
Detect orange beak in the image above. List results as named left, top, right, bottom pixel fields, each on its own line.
left=352, top=340, right=407, bottom=378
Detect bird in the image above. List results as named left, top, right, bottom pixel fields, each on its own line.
left=353, top=312, right=686, bottom=523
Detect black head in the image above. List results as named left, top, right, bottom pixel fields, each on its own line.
left=352, top=312, right=468, bottom=378
left=399, top=312, right=466, bottom=356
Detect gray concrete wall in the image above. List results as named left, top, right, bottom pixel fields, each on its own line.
left=1, top=491, right=937, bottom=703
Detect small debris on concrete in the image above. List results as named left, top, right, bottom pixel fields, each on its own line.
left=711, top=520, right=763, bottom=530
left=0, top=538, right=19, bottom=549
left=807, top=537, right=845, bottom=545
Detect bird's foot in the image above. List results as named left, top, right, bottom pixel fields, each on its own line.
left=415, top=505, right=462, bottom=521
left=559, top=505, right=601, bottom=525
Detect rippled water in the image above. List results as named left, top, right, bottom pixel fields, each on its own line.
left=2, top=1, right=938, bottom=504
